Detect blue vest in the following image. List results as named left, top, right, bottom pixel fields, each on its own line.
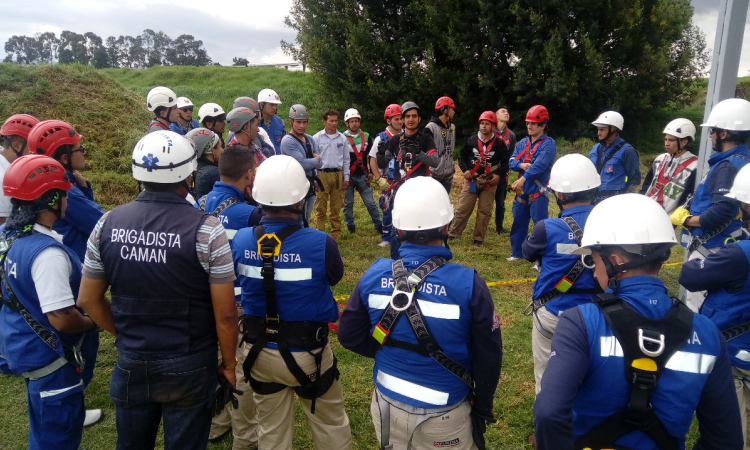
left=574, top=276, right=722, bottom=449
left=99, top=191, right=216, bottom=355
left=260, top=115, right=285, bottom=154
left=701, top=240, right=750, bottom=370
left=358, top=243, right=474, bottom=408
left=169, top=119, right=200, bottom=136
left=589, top=137, right=634, bottom=191
left=200, top=182, right=256, bottom=302
left=377, top=130, right=397, bottom=180
left=0, top=232, right=85, bottom=374
left=53, top=175, right=105, bottom=262
left=533, top=205, right=596, bottom=316
left=233, top=220, right=337, bottom=325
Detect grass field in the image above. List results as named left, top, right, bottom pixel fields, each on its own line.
left=0, top=63, right=730, bottom=448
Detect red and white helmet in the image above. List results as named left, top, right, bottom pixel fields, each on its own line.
left=344, top=108, right=361, bottom=122
left=258, top=89, right=282, bottom=105
left=176, top=97, right=194, bottom=108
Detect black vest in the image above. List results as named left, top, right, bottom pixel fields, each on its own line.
left=100, top=191, right=214, bottom=355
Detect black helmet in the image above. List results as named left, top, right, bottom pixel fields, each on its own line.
left=401, top=101, right=420, bottom=117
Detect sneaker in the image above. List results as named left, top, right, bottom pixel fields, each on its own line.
left=531, top=262, right=541, bottom=272
left=378, top=241, right=390, bottom=248
left=347, top=225, right=356, bottom=233
left=472, top=240, right=482, bottom=247
left=506, top=256, right=519, bottom=261
left=83, top=409, right=103, bottom=428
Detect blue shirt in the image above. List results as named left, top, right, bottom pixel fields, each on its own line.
left=312, top=129, right=350, bottom=180
left=509, top=134, right=557, bottom=197
left=280, top=134, right=322, bottom=177
left=53, top=175, right=105, bottom=262
left=589, top=136, right=641, bottom=191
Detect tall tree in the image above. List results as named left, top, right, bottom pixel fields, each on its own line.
left=165, top=34, right=212, bottom=66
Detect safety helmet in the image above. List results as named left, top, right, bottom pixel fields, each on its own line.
left=252, top=155, right=309, bottom=206
left=186, top=128, right=219, bottom=156
left=701, top=98, right=750, bottom=131
left=384, top=104, right=402, bottom=121
left=392, top=177, right=454, bottom=231
left=435, top=96, right=456, bottom=111
left=147, top=86, right=177, bottom=112
left=1, top=114, right=39, bottom=140
left=131, top=131, right=196, bottom=183
left=591, top=111, right=624, bottom=131
left=525, top=105, right=549, bottom=123
left=3, top=154, right=72, bottom=201
left=198, top=103, right=226, bottom=123
left=344, top=108, right=361, bottom=122
left=233, top=97, right=260, bottom=113
left=227, top=107, right=258, bottom=132
left=257, top=88, right=282, bottom=105
left=401, top=101, right=420, bottom=117
left=289, top=104, right=310, bottom=120
left=176, top=97, right=193, bottom=109
left=478, top=111, right=498, bottom=124
left=726, top=164, right=750, bottom=203
left=28, top=120, right=81, bottom=156
left=549, top=154, right=601, bottom=193
left=663, top=118, right=696, bottom=140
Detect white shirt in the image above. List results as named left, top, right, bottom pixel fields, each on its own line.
left=29, top=224, right=75, bottom=313
left=0, top=155, right=12, bottom=218
left=258, top=128, right=274, bottom=148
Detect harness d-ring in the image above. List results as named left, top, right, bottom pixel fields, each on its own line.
left=389, top=290, right=414, bottom=312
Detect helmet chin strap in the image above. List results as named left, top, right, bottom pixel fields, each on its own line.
left=598, top=126, right=615, bottom=145
left=598, top=246, right=671, bottom=290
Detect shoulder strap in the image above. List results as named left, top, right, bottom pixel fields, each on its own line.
left=209, top=197, right=240, bottom=218
left=253, top=225, right=300, bottom=322
left=596, top=141, right=627, bottom=173
left=198, top=196, right=207, bottom=211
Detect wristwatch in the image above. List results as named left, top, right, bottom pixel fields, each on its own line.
left=222, top=357, right=239, bottom=371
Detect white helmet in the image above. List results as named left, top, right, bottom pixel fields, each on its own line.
left=344, top=108, right=361, bottom=122
left=392, top=177, right=454, bottom=231
left=591, top=111, right=624, bottom=131
left=257, top=88, right=282, bottom=105
left=252, top=155, right=309, bottom=206
left=663, top=118, right=696, bottom=140
left=176, top=97, right=193, bottom=108
left=701, top=98, right=750, bottom=131
left=132, top=131, right=196, bottom=183
left=198, top=103, right=226, bottom=123
left=573, top=193, right=676, bottom=256
left=549, top=154, right=601, bottom=193
left=147, top=87, right=177, bottom=112
left=726, top=164, right=750, bottom=203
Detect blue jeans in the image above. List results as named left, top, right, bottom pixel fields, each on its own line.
left=390, top=231, right=401, bottom=260
left=435, top=176, right=453, bottom=194
left=344, top=174, right=382, bottom=229
left=509, top=195, right=549, bottom=257
left=300, top=194, right=316, bottom=227
left=110, top=348, right=218, bottom=450
left=380, top=191, right=392, bottom=242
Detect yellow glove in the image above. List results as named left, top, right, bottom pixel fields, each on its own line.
left=375, top=177, right=390, bottom=190
left=670, top=207, right=691, bottom=228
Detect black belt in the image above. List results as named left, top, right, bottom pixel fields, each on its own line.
left=320, top=168, right=340, bottom=173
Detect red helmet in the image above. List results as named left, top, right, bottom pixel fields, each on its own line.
left=525, top=105, right=549, bottom=123
left=435, top=96, right=456, bottom=111
left=478, top=111, right=498, bottom=124
left=1, top=114, right=40, bottom=140
left=3, top=154, right=72, bottom=201
left=27, top=120, right=81, bottom=156
left=384, top=104, right=402, bottom=121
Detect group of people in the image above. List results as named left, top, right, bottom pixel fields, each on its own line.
left=1, top=79, right=750, bottom=450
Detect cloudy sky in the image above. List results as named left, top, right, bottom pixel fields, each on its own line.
left=2, top=0, right=748, bottom=75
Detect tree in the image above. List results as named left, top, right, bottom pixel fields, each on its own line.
left=232, top=57, right=249, bottom=67
left=165, top=34, right=212, bottom=66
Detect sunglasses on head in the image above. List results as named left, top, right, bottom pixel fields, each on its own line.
left=181, top=107, right=193, bottom=112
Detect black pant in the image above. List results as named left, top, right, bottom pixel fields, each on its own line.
left=494, top=176, right=509, bottom=231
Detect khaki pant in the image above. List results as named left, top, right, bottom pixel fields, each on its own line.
left=532, top=306, right=560, bottom=395
left=240, top=342, right=351, bottom=450
left=449, top=181, right=498, bottom=243
left=210, top=333, right=259, bottom=449
left=734, top=367, right=750, bottom=450
left=682, top=248, right=719, bottom=312
left=313, top=171, right=345, bottom=239
left=370, top=389, right=477, bottom=450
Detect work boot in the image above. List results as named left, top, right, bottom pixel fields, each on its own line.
left=496, top=227, right=506, bottom=234
left=527, top=434, right=537, bottom=449
left=83, top=409, right=103, bottom=428
left=347, top=224, right=356, bottom=233
left=531, top=262, right=541, bottom=272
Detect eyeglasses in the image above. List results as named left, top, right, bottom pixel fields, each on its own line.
left=71, top=145, right=86, bottom=155
left=181, top=107, right=194, bottom=113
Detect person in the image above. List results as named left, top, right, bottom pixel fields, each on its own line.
left=588, top=110, right=641, bottom=204
left=226, top=107, right=267, bottom=167
left=311, top=109, right=350, bottom=240
left=533, top=193, right=743, bottom=450
left=0, top=113, right=39, bottom=224
left=280, top=104, right=322, bottom=227
left=198, top=102, right=228, bottom=147
left=229, top=97, right=275, bottom=153
left=170, top=97, right=200, bottom=135
left=77, top=130, right=239, bottom=450
left=342, top=108, right=382, bottom=235
left=507, top=105, right=557, bottom=261
left=338, top=176, right=503, bottom=450
left=198, top=144, right=262, bottom=449
left=521, top=154, right=600, bottom=396
left=232, top=154, right=351, bottom=449
left=369, top=104, right=401, bottom=248
left=192, top=124, right=225, bottom=199
left=28, top=120, right=105, bottom=263
left=493, top=107, right=516, bottom=234
left=147, top=86, right=179, bottom=134
left=424, top=96, right=457, bottom=193
left=382, top=101, right=439, bottom=259
left=257, top=88, right=285, bottom=154
left=641, top=118, right=698, bottom=215
left=0, top=154, right=100, bottom=450
left=671, top=98, right=750, bottom=312
left=448, top=111, right=510, bottom=247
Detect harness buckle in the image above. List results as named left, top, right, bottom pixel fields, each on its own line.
left=638, top=328, right=665, bottom=357
left=389, top=290, right=414, bottom=312
left=266, top=315, right=280, bottom=325
left=257, top=234, right=282, bottom=257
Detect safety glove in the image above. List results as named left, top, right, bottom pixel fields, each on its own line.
left=670, top=206, right=692, bottom=228
left=207, top=374, right=244, bottom=416
left=374, top=177, right=390, bottom=190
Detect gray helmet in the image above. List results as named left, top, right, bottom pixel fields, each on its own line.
left=289, top=104, right=309, bottom=120
left=233, top=97, right=260, bottom=113
left=401, top=101, right=420, bottom=117
left=226, top=107, right=258, bottom=134
left=185, top=128, right=219, bottom=156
